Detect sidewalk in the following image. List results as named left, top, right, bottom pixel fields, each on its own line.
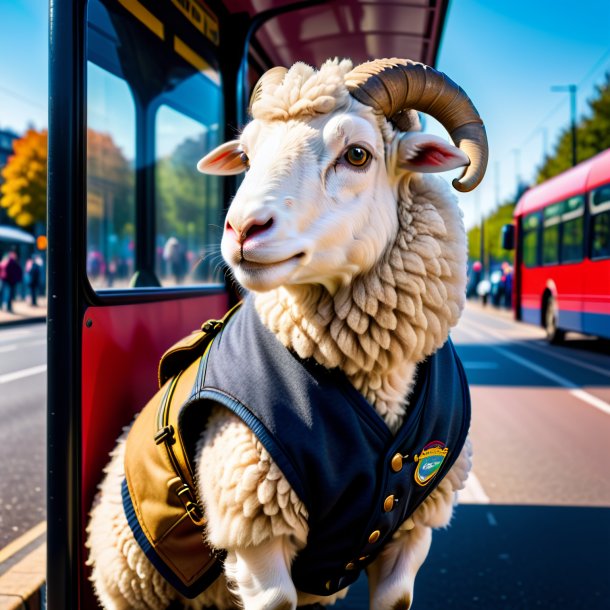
left=0, top=296, right=47, bottom=326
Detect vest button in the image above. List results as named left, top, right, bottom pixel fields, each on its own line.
left=383, top=495, right=396, bottom=512
left=368, top=530, right=381, bottom=544
left=391, top=453, right=404, bottom=472
left=345, top=562, right=356, bottom=571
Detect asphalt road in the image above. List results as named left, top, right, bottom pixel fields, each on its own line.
left=0, top=323, right=46, bottom=551
left=1, top=304, right=610, bottom=608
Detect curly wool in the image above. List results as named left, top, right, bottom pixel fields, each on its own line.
left=255, top=172, right=467, bottom=431
left=251, top=59, right=354, bottom=121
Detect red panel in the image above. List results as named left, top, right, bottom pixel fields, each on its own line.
left=515, top=149, right=610, bottom=217
left=80, top=294, right=229, bottom=607
left=81, top=293, right=228, bottom=518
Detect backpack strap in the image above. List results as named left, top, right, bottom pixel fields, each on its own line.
left=157, top=301, right=242, bottom=388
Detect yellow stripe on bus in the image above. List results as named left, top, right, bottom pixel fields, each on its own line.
left=118, top=0, right=164, bottom=40
left=173, top=37, right=220, bottom=85
left=0, top=521, right=46, bottom=565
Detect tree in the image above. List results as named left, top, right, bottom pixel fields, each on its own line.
left=0, top=129, right=47, bottom=228
left=86, top=128, right=134, bottom=262
left=536, top=72, right=610, bottom=183
left=467, top=201, right=515, bottom=269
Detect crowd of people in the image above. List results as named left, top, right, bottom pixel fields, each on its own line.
left=0, top=249, right=44, bottom=312
left=467, top=260, right=514, bottom=308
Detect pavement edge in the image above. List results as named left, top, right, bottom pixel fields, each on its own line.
left=0, top=544, right=45, bottom=610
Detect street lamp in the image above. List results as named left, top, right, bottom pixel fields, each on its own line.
left=551, top=84, right=578, bottom=166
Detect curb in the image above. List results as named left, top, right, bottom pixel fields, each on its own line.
left=0, top=318, right=46, bottom=328
left=0, top=544, right=45, bottom=610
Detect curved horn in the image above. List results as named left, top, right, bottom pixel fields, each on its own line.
left=249, top=66, right=288, bottom=116
left=345, top=59, right=488, bottom=192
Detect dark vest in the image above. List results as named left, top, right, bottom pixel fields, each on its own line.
left=123, top=297, right=470, bottom=598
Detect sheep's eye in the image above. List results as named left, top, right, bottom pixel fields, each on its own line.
left=344, top=146, right=370, bottom=167
left=240, top=152, right=250, bottom=169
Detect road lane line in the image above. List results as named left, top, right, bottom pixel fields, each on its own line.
left=463, top=362, right=498, bottom=369
left=0, top=521, right=46, bottom=564
left=454, top=323, right=487, bottom=341
left=0, top=364, right=47, bottom=384
left=491, top=346, right=610, bottom=417
left=458, top=472, right=490, bottom=504
left=569, top=389, right=610, bottom=416
left=519, top=340, right=610, bottom=379
left=0, top=345, right=18, bottom=354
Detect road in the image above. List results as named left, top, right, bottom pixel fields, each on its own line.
left=1, top=307, right=610, bottom=607
left=0, top=323, right=46, bottom=555
left=454, top=303, right=610, bottom=507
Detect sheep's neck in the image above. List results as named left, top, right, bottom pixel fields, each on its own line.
left=254, top=178, right=465, bottom=433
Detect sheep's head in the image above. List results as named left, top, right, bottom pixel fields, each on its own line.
left=198, top=59, right=487, bottom=294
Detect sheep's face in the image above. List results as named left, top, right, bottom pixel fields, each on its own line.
left=209, top=108, right=401, bottom=292
left=199, top=111, right=468, bottom=294
left=198, top=61, right=471, bottom=294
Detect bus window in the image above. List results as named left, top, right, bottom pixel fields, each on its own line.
left=86, top=63, right=136, bottom=289
left=155, top=103, right=223, bottom=287
left=543, top=202, right=562, bottom=265
left=522, top=212, right=540, bottom=267
left=590, top=184, right=610, bottom=260
left=560, top=195, right=584, bottom=263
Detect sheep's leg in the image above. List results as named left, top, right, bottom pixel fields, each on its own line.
left=223, top=536, right=298, bottom=610
left=366, top=524, right=432, bottom=610
left=197, top=407, right=309, bottom=609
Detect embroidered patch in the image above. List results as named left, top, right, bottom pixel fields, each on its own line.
left=413, top=441, right=449, bottom=486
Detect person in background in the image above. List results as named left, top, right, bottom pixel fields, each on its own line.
left=25, top=255, right=42, bottom=306
left=0, top=250, right=23, bottom=312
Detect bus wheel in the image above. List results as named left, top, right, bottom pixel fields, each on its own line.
left=544, top=296, right=564, bottom=344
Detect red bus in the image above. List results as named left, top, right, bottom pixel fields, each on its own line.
left=509, top=148, right=610, bottom=342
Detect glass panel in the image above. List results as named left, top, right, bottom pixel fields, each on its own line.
left=522, top=213, right=539, bottom=268
left=592, top=183, right=610, bottom=211
left=543, top=201, right=563, bottom=226
left=591, top=210, right=610, bottom=260
left=155, top=93, right=223, bottom=286
left=560, top=217, right=583, bottom=263
left=86, top=62, right=135, bottom=289
left=542, top=223, right=559, bottom=265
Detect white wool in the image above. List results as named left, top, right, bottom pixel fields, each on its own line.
left=251, top=59, right=354, bottom=121
left=88, top=57, right=475, bottom=610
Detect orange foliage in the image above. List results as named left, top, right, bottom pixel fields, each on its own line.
left=0, top=129, right=47, bottom=228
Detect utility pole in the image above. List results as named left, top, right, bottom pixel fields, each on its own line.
left=512, top=148, right=521, bottom=196
left=551, top=84, right=578, bottom=166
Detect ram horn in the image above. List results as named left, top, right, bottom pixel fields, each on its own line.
left=345, top=59, right=488, bottom=192
left=249, top=66, right=289, bottom=116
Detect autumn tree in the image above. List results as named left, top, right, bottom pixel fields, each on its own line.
left=86, top=128, right=134, bottom=259
left=0, top=129, right=47, bottom=228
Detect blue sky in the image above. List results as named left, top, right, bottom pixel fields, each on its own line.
left=1, top=0, right=609, bottom=229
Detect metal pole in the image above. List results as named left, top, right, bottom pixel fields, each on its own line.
left=569, top=84, right=577, bottom=166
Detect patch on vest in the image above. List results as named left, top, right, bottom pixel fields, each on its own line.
left=413, top=441, right=449, bottom=486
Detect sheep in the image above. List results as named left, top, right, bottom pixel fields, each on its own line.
left=86, top=57, right=487, bottom=610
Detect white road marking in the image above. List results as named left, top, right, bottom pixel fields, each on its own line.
left=0, top=339, right=45, bottom=354
left=463, top=361, right=498, bottom=369
left=458, top=472, right=490, bottom=504
left=0, top=521, right=46, bottom=564
left=492, top=346, right=610, bottom=417
left=0, top=364, right=47, bottom=384
left=454, top=323, right=487, bottom=341
left=521, top=340, right=610, bottom=379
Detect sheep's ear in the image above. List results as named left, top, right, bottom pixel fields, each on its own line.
left=197, top=140, right=247, bottom=175
left=398, top=133, right=469, bottom=173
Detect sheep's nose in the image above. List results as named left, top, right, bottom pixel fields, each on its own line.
left=226, top=216, right=274, bottom=244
